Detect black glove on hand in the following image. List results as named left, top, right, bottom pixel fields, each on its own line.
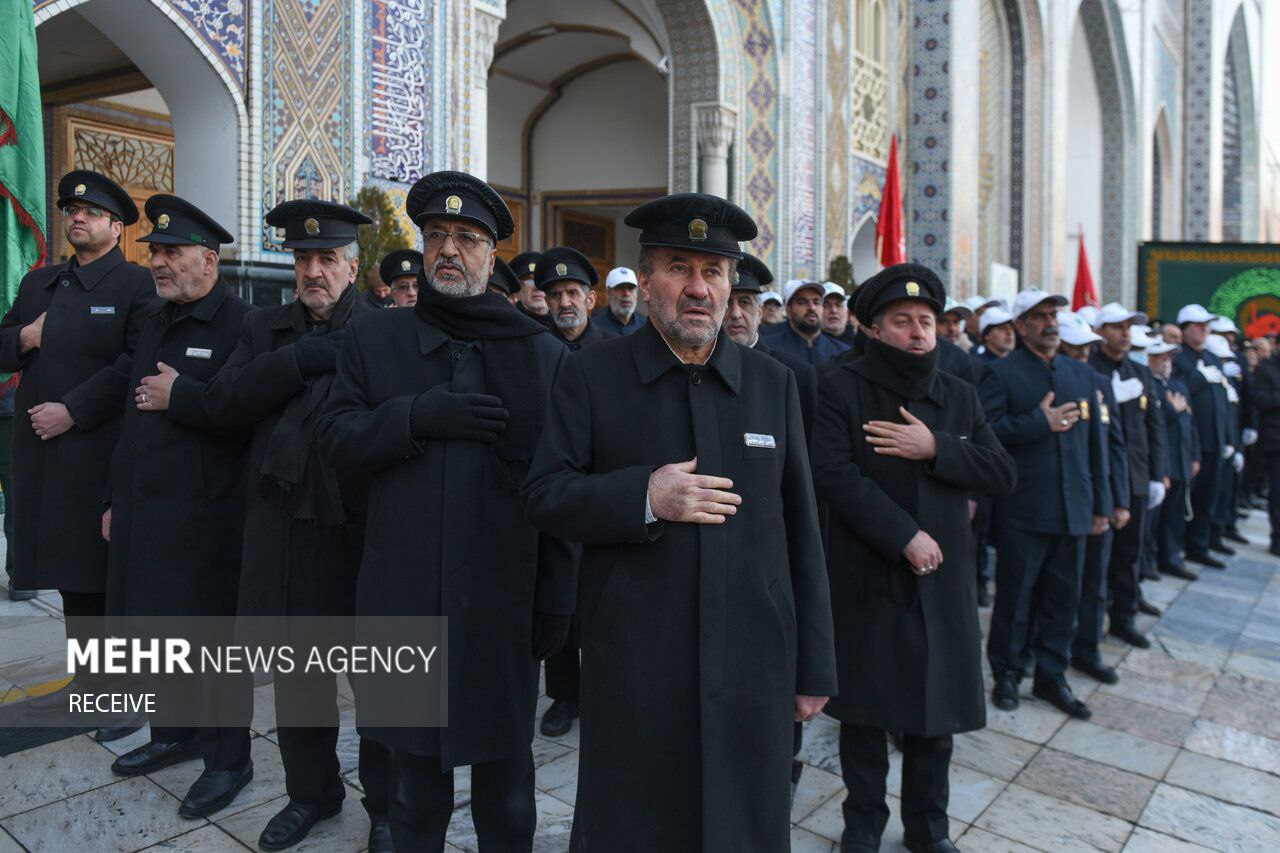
left=409, top=385, right=508, bottom=443
left=293, top=329, right=345, bottom=376
left=532, top=612, right=572, bottom=660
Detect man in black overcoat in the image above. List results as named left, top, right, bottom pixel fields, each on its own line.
left=534, top=246, right=615, bottom=740
left=203, top=201, right=392, bottom=852
left=1173, top=304, right=1232, bottom=568
left=981, top=289, right=1111, bottom=721
left=100, top=195, right=255, bottom=815
left=1089, top=303, right=1169, bottom=647
left=315, top=171, right=578, bottom=852
left=810, top=265, right=1015, bottom=853
left=0, top=170, right=160, bottom=729
left=1147, top=341, right=1201, bottom=573
left=523, top=193, right=837, bottom=852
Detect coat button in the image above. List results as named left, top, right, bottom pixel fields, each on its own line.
left=692, top=372, right=701, bottom=385
left=451, top=349, right=461, bottom=360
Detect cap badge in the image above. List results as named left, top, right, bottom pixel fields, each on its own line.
left=304, top=218, right=320, bottom=236
left=400, top=259, right=412, bottom=271
left=733, top=271, right=740, bottom=284
left=445, top=195, right=463, bottom=215
left=74, top=183, right=86, bottom=196
left=555, top=263, right=568, bottom=276
left=156, top=213, right=170, bottom=229
left=689, top=219, right=708, bottom=242
left=905, top=281, right=920, bottom=297
left=527, top=263, right=536, bottom=273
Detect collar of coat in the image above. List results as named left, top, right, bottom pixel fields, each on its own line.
left=45, top=246, right=126, bottom=291
left=840, top=350, right=949, bottom=406
left=632, top=319, right=740, bottom=394
left=159, top=278, right=233, bottom=324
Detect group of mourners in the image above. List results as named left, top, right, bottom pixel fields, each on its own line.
left=0, top=166, right=1272, bottom=853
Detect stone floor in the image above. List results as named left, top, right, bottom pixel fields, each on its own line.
left=0, top=508, right=1277, bottom=852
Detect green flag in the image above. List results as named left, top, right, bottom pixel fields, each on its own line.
left=0, top=0, right=47, bottom=326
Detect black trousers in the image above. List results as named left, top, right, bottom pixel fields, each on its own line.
left=1107, top=499, right=1147, bottom=626
left=1215, top=462, right=1239, bottom=534
left=973, top=495, right=994, bottom=586
left=543, top=614, right=580, bottom=702
left=838, top=724, right=952, bottom=844
left=389, top=748, right=535, bottom=852
left=1072, top=529, right=1112, bottom=667
left=274, top=668, right=392, bottom=817
left=987, top=527, right=1084, bottom=684
left=1188, top=452, right=1223, bottom=552
left=1267, top=455, right=1280, bottom=547
left=150, top=726, right=252, bottom=771
left=1158, top=479, right=1190, bottom=567
left=0, top=416, right=12, bottom=580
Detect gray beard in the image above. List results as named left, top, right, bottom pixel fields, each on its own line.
left=426, top=266, right=486, bottom=298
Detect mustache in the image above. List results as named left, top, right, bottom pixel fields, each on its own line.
left=678, top=296, right=713, bottom=312
left=433, top=258, right=463, bottom=275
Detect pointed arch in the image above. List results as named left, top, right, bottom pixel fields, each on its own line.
left=1152, top=106, right=1174, bottom=239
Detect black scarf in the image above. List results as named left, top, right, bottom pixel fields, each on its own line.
left=852, top=336, right=940, bottom=400
left=259, top=286, right=359, bottom=526
left=414, top=279, right=550, bottom=490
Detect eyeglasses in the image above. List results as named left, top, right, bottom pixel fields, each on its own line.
left=423, top=230, right=492, bottom=252
left=61, top=204, right=113, bottom=219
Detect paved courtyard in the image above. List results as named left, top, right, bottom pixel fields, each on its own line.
left=0, top=508, right=1277, bottom=852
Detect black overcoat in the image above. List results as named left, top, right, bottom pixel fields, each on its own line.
left=314, top=307, right=578, bottom=767
left=523, top=323, right=837, bottom=853
left=810, top=350, right=1015, bottom=737
left=203, top=294, right=372, bottom=616
left=104, top=281, right=253, bottom=617
left=0, top=248, right=160, bottom=591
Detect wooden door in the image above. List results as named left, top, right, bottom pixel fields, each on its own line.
left=497, top=197, right=524, bottom=262
left=558, top=210, right=614, bottom=302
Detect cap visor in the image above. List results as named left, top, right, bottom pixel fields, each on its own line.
left=637, top=238, right=743, bottom=260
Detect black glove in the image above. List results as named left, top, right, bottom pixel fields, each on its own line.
left=293, top=329, right=345, bottom=376
left=532, top=612, right=572, bottom=660
left=409, top=385, right=508, bottom=443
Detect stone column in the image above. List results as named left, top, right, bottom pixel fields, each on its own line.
left=1182, top=0, right=1213, bottom=240
left=695, top=103, right=737, bottom=199
left=470, top=4, right=503, bottom=180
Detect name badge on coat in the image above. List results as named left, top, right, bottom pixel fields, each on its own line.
left=185, top=347, right=213, bottom=360
left=744, top=433, right=776, bottom=449
left=89, top=306, right=116, bottom=315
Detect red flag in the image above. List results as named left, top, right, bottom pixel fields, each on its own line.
left=1071, top=227, right=1099, bottom=310
left=876, top=134, right=905, bottom=266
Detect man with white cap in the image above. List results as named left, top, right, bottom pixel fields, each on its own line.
left=821, top=282, right=856, bottom=346
left=1249, top=337, right=1280, bottom=555
left=1146, top=337, right=1201, bottom=578
left=1173, top=304, right=1233, bottom=568
left=1205, top=331, right=1247, bottom=552
left=938, top=299, right=972, bottom=348
left=762, top=279, right=852, bottom=366
left=1209, top=316, right=1253, bottom=546
left=961, top=295, right=1003, bottom=349
left=1088, top=303, right=1167, bottom=649
left=594, top=266, right=647, bottom=336
left=1056, top=312, right=1129, bottom=684
left=981, top=289, right=1110, bottom=719
left=975, top=306, right=1016, bottom=362
left=760, top=290, right=785, bottom=326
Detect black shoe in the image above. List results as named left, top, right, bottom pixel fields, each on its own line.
left=1031, top=680, right=1091, bottom=719
left=95, top=723, right=144, bottom=743
left=905, top=838, right=959, bottom=853
left=178, top=763, right=253, bottom=819
left=539, top=698, right=577, bottom=738
left=7, top=587, right=36, bottom=601
left=367, top=816, right=393, bottom=853
left=1270, top=544, right=1280, bottom=558
left=976, top=584, right=992, bottom=607
left=1137, top=598, right=1162, bottom=617
left=1109, top=620, right=1151, bottom=649
left=1186, top=550, right=1227, bottom=569
left=112, top=739, right=202, bottom=776
left=1140, top=566, right=1162, bottom=581
left=257, top=800, right=343, bottom=850
left=840, top=830, right=881, bottom=852
left=991, top=671, right=1019, bottom=711
left=1208, top=539, right=1236, bottom=556
left=1224, top=529, right=1249, bottom=545
left=1159, top=563, right=1199, bottom=581
left=1071, top=658, right=1119, bottom=685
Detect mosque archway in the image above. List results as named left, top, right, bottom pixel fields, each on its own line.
left=1222, top=6, right=1257, bottom=242
left=35, top=0, right=247, bottom=258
